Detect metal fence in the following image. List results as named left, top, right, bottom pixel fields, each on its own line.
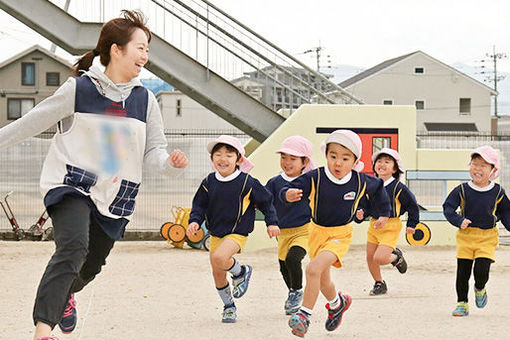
left=0, top=129, right=249, bottom=233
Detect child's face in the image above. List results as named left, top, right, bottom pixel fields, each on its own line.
left=469, top=156, right=493, bottom=186
left=211, top=146, right=241, bottom=177
left=280, top=153, right=307, bottom=177
left=326, top=143, right=357, bottom=179
left=374, top=155, right=396, bottom=180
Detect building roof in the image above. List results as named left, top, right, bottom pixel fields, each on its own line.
left=0, top=44, right=73, bottom=71
left=339, top=50, right=497, bottom=95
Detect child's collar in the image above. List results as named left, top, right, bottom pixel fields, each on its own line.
left=468, top=180, right=494, bottom=192
left=383, top=177, right=396, bottom=187
left=215, top=169, right=241, bottom=182
left=324, top=166, right=352, bottom=184
left=281, top=172, right=300, bottom=182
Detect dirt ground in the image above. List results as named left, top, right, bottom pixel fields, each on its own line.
left=2, top=241, right=510, bottom=340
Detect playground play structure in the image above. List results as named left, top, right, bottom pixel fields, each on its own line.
left=160, top=206, right=210, bottom=251
left=0, top=191, right=53, bottom=241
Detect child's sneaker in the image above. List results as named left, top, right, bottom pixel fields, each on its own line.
left=325, top=293, right=352, bottom=331
left=232, top=264, right=252, bottom=298
left=285, top=289, right=304, bottom=315
left=37, top=337, right=59, bottom=340
left=58, top=294, right=77, bottom=334
left=474, top=287, right=488, bottom=308
left=452, top=302, right=469, bottom=316
left=222, top=304, right=237, bottom=323
left=391, top=248, right=407, bottom=274
left=369, top=281, right=387, bottom=296
left=289, top=312, right=309, bottom=337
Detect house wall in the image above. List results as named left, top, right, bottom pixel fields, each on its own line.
left=343, top=53, right=492, bottom=132
left=157, top=91, right=242, bottom=131
left=0, top=50, right=72, bottom=128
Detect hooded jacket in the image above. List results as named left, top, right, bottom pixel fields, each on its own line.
left=0, top=66, right=176, bottom=239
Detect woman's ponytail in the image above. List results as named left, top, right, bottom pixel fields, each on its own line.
left=73, top=50, right=97, bottom=76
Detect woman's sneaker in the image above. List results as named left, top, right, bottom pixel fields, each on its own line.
left=474, top=288, right=488, bottom=308
left=452, top=302, right=469, bottom=316
left=222, top=304, right=237, bottom=323
left=232, top=265, right=252, bottom=298
left=325, top=293, right=352, bottom=331
left=369, top=281, right=387, bottom=296
left=285, top=289, right=304, bottom=315
left=391, top=248, right=407, bottom=274
left=58, top=294, right=77, bottom=334
left=289, top=312, right=309, bottom=337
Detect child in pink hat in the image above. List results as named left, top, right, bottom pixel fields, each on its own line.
left=443, top=145, right=510, bottom=317
left=282, top=129, right=391, bottom=337
left=187, top=135, right=280, bottom=323
left=265, top=136, right=317, bottom=316
left=356, top=148, right=419, bottom=296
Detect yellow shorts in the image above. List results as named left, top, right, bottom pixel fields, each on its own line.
left=367, top=217, right=402, bottom=249
left=210, top=234, right=248, bottom=253
left=456, top=227, right=498, bottom=262
left=277, top=223, right=310, bottom=260
left=308, top=222, right=353, bottom=268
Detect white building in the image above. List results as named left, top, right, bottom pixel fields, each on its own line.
left=330, top=51, right=497, bottom=132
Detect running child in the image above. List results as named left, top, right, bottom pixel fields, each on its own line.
left=356, top=148, right=419, bottom=295
left=283, top=130, right=391, bottom=337
left=443, top=145, right=510, bottom=316
left=265, top=136, right=317, bottom=315
left=186, top=135, right=280, bottom=323
left=0, top=10, right=189, bottom=340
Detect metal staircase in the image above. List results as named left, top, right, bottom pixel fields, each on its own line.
left=0, top=0, right=361, bottom=141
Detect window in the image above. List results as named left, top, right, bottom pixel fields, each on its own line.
left=176, top=99, right=181, bottom=117
left=46, top=72, right=60, bottom=86
left=22, top=62, right=35, bottom=85
left=372, top=137, right=391, bottom=154
left=414, top=67, right=424, bottom=74
left=415, top=100, right=425, bottom=110
left=7, top=98, right=34, bottom=119
left=459, top=98, right=471, bottom=115
left=383, top=100, right=393, bottom=105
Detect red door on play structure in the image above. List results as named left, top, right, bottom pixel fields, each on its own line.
left=358, top=129, right=399, bottom=176
left=316, top=128, right=399, bottom=176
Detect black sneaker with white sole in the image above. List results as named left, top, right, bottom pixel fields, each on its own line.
left=391, top=248, right=407, bottom=274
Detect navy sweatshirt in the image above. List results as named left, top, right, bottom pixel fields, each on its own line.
left=358, top=178, right=420, bottom=228
left=266, top=174, right=311, bottom=229
left=443, top=181, right=510, bottom=230
left=280, top=167, right=391, bottom=227
left=189, top=171, right=278, bottom=237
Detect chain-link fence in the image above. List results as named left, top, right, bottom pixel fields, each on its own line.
left=0, top=129, right=249, bottom=233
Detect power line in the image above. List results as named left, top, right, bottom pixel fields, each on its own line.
left=478, top=45, right=507, bottom=117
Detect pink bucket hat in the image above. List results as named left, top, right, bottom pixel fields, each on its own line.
left=320, top=129, right=364, bottom=172
left=207, top=135, right=254, bottom=173
left=471, top=145, right=500, bottom=180
left=276, top=135, right=317, bottom=173
left=372, top=148, right=405, bottom=179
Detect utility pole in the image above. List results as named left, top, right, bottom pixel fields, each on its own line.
left=303, top=45, right=322, bottom=72
left=479, top=45, right=507, bottom=117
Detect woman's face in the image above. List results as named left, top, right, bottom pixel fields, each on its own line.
left=115, top=28, right=149, bottom=81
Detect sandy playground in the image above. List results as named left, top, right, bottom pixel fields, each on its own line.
left=2, top=241, right=510, bottom=340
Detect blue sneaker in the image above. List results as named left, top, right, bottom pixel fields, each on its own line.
left=452, top=302, right=469, bottom=316
left=58, top=294, right=77, bottom=334
left=289, top=312, right=309, bottom=337
left=325, top=293, right=352, bottom=331
left=285, top=289, right=304, bottom=315
left=474, top=288, right=488, bottom=308
left=222, top=304, right=237, bottom=323
left=232, top=265, right=252, bottom=298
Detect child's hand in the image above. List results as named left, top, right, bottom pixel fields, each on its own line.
left=373, top=216, right=389, bottom=229
left=167, top=149, right=189, bottom=168
left=406, top=227, right=415, bottom=234
left=186, top=222, right=200, bottom=237
left=267, top=225, right=280, bottom=238
left=286, top=189, right=303, bottom=202
left=460, top=219, right=472, bottom=229
left=356, top=209, right=364, bottom=220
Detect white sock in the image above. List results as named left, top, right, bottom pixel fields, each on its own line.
left=328, top=294, right=341, bottom=309
left=227, top=258, right=242, bottom=277
left=299, top=306, right=313, bottom=317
